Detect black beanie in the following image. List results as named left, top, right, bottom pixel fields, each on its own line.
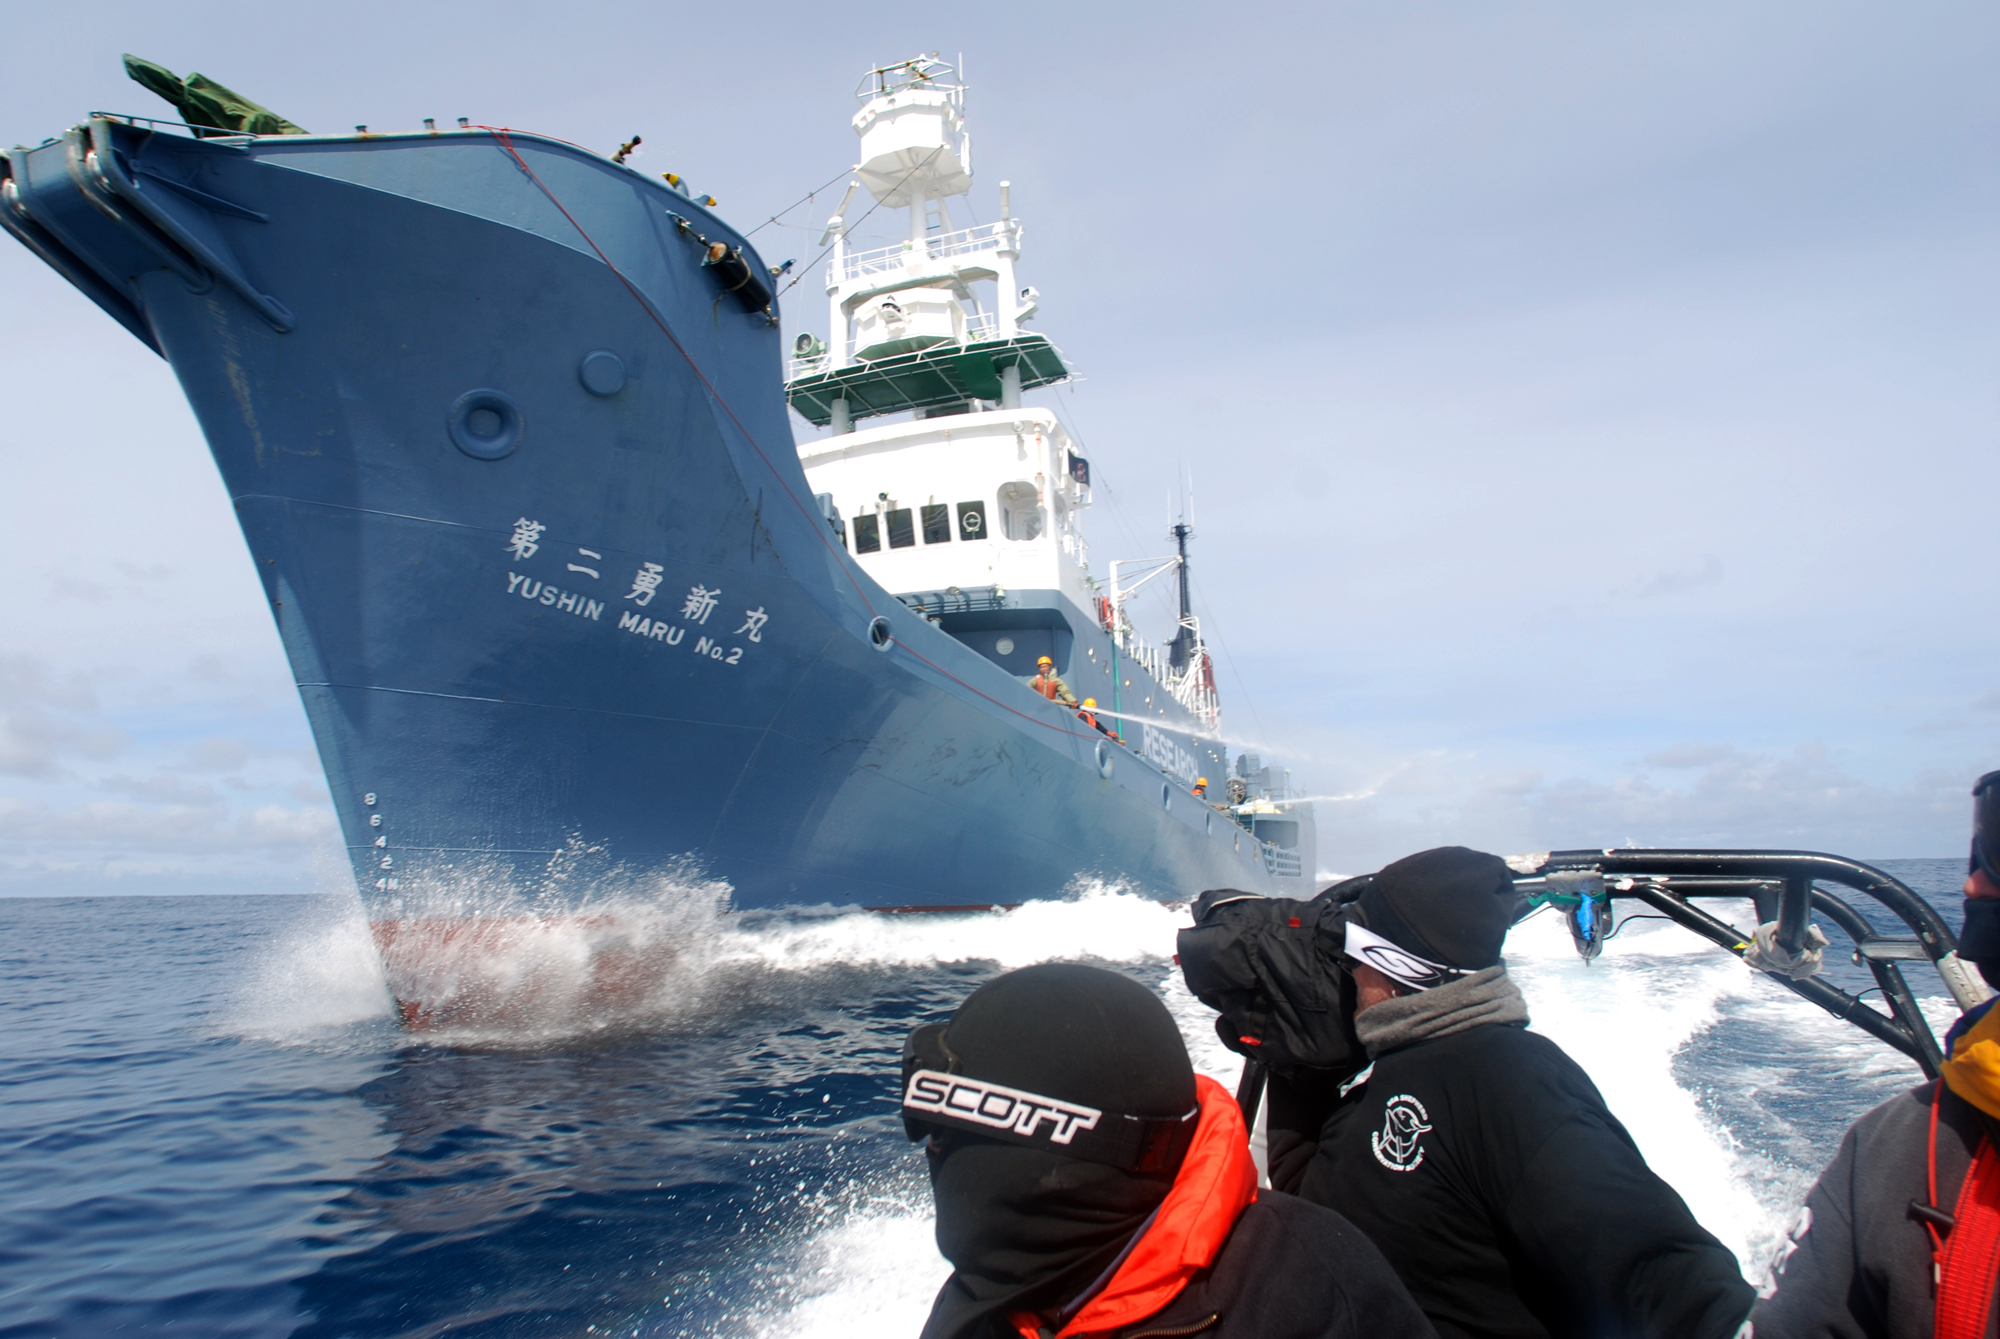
left=918, top=964, right=1195, bottom=1339
left=941, top=962, right=1196, bottom=1118
left=1348, top=846, right=1525, bottom=983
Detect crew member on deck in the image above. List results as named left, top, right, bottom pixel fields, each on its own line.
left=1193, top=777, right=1209, bottom=799
left=1078, top=697, right=1119, bottom=742
left=1029, top=656, right=1078, bottom=708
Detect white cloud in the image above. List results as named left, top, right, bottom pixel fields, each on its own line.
left=0, top=706, right=126, bottom=777
left=1644, top=743, right=1743, bottom=769
left=183, top=737, right=251, bottom=773
left=1628, top=554, right=1723, bottom=600
left=1316, top=744, right=1973, bottom=872
left=96, top=774, right=227, bottom=808
left=0, top=796, right=335, bottom=851
left=0, top=654, right=97, bottom=711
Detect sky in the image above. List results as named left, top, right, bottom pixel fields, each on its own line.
left=0, top=1, right=1994, bottom=894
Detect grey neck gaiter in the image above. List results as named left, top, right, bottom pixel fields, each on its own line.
left=1355, top=964, right=1529, bottom=1059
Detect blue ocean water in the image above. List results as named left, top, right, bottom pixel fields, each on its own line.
left=0, top=860, right=1972, bottom=1337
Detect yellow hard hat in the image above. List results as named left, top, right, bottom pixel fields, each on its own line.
left=1037, top=656, right=1053, bottom=666
left=1196, top=777, right=1208, bottom=786
left=1083, top=697, right=1097, bottom=708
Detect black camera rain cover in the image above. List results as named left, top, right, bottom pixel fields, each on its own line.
left=1175, top=879, right=1368, bottom=1077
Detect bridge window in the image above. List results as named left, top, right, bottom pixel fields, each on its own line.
left=921, top=504, right=951, bottom=544
left=887, top=508, right=916, bottom=549
left=853, top=513, right=881, bottom=553
left=957, top=500, right=988, bottom=540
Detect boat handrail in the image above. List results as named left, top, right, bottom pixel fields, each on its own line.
left=89, top=111, right=247, bottom=142
left=1517, top=848, right=1978, bottom=1077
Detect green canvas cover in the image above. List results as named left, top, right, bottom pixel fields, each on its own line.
left=122, top=55, right=307, bottom=136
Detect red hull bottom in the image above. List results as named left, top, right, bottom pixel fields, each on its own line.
left=372, top=917, right=678, bottom=1032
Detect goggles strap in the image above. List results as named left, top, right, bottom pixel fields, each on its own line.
left=902, top=1068, right=1199, bottom=1174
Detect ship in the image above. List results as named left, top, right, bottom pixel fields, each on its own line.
left=2, top=54, right=1316, bottom=1021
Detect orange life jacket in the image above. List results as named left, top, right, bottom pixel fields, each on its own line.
left=1031, top=673, right=1059, bottom=700
left=1009, top=1074, right=1258, bottom=1339
left=1926, top=1082, right=2000, bottom=1338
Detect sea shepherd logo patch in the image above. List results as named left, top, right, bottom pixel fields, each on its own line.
left=1372, top=1094, right=1433, bottom=1172
left=903, top=1072, right=1103, bottom=1144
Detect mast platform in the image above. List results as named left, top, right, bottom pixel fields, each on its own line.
left=785, top=332, right=1068, bottom=427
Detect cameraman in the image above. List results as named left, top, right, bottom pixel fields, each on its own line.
left=1282, top=847, right=1754, bottom=1339
left=901, top=962, right=1436, bottom=1339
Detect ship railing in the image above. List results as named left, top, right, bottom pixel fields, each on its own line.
left=858, top=56, right=966, bottom=104
left=90, top=111, right=245, bottom=141
left=1112, top=627, right=1200, bottom=723
left=1173, top=678, right=1220, bottom=728
left=1114, top=624, right=1220, bottom=730
left=787, top=311, right=1003, bottom=382
left=1117, top=626, right=1168, bottom=691
left=839, top=221, right=1012, bottom=283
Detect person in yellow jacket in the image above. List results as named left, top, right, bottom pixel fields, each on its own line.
left=1755, top=770, right=2000, bottom=1339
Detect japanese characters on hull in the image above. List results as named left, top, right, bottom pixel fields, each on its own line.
left=501, top=514, right=773, bottom=669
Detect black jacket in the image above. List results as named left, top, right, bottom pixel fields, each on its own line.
left=1103, top=1191, right=1436, bottom=1339
left=977, top=1192, right=1437, bottom=1339
left=1753, top=1080, right=1992, bottom=1339
left=1292, top=1022, right=1752, bottom=1339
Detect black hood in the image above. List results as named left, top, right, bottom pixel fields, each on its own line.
left=1348, top=846, right=1524, bottom=981
left=917, top=963, right=1195, bottom=1339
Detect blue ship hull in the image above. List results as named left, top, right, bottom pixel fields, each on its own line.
left=3, top=118, right=1302, bottom=948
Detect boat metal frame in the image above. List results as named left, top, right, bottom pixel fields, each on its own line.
left=1518, top=849, right=1983, bottom=1078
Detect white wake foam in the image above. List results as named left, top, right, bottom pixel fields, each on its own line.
left=216, top=893, right=394, bottom=1042
left=229, top=877, right=1195, bottom=1046
left=1506, top=906, right=1774, bottom=1266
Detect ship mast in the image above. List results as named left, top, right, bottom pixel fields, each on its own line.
left=784, top=54, right=1070, bottom=433
left=1168, top=520, right=1195, bottom=671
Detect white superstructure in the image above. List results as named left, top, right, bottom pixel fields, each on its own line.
left=787, top=55, right=1223, bottom=733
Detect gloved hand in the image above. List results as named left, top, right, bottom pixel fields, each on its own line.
left=1743, top=921, right=1831, bottom=980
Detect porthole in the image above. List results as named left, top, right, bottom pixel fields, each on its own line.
left=869, top=616, right=893, bottom=651
left=578, top=350, right=627, bottom=396
left=448, top=388, right=524, bottom=460
left=996, top=636, right=1015, bottom=655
